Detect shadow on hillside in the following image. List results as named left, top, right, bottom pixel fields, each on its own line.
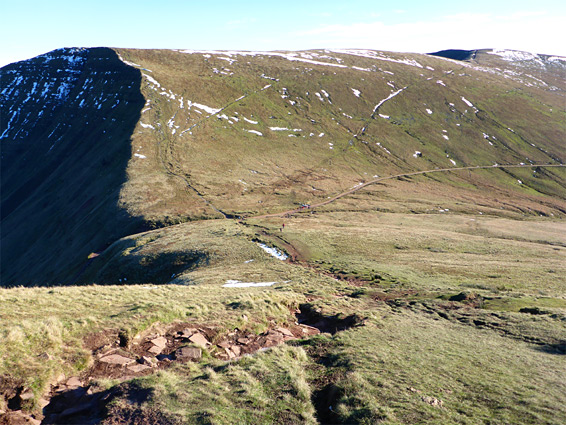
left=84, top=250, right=208, bottom=286
left=42, top=381, right=160, bottom=424
left=0, top=48, right=148, bottom=287
left=296, top=303, right=366, bottom=335
left=428, top=49, right=476, bottom=61
left=534, top=341, right=566, bottom=355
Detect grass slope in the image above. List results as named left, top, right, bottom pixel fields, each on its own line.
left=116, top=48, right=565, bottom=224
left=1, top=47, right=565, bottom=424
left=2, top=211, right=565, bottom=423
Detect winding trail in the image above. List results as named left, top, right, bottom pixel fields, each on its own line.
left=250, top=163, right=565, bottom=219
left=79, top=161, right=564, bottom=281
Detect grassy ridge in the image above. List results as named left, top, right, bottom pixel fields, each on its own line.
left=2, top=211, right=565, bottom=423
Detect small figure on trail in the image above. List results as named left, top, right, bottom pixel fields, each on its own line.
left=280, top=223, right=285, bottom=232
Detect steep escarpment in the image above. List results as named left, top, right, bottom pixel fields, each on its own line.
left=0, top=48, right=145, bottom=286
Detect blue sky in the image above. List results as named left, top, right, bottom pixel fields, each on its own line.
left=2, top=0, right=565, bottom=67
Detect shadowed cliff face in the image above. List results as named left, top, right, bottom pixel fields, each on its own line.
left=0, top=48, right=145, bottom=286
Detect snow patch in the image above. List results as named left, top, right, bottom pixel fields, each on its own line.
left=223, top=280, right=277, bottom=288
left=372, top=87, right=406, bottom=115
left=186, top=100, right=221, bottom=115
left=376, top=142, right=391, bottom=155
left=246, top=129, right=263, bottom=136
left=461, top=97, right=474, bottom=108
left=351, top=88, right=361, bottom=97
left=143, top=74, right=161, bottom=88
left=258, top=243, right=288, bottom=260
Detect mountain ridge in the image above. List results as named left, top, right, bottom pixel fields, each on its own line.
left=1, top=46, right=565, bottom=286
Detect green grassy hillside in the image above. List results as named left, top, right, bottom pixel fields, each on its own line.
left=0, top=47, right=565, bottom=424
left=116, top=48, right=565, bottom=223
left=1, top=47, right=564, bottom=285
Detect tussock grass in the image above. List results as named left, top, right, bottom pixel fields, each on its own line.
left=318, top=313, right=566, bottom=424
left=255, top=211, right=566, bottom=296
left=133, top=345, right=317, bottom=424
left=0, top=281, right=306, bottom=404
left=2, top=210, right=565, bottom=423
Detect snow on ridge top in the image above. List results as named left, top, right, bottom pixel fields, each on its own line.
left=486, top=49, right=559, bottom=68
left=329, top=49, right=423, bottom=68
left=36, top=47, right=87, bottom=66
left=180, top=49, right=347, bottom=68
left=488, top=49, right=540, bottom=62
left=117, top=53, right=142, bottom=68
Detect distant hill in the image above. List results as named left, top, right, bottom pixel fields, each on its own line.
left=1, top=47, right=565, bottom=286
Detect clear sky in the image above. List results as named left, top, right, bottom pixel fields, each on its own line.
left=2, top=0, right=565, bottom=67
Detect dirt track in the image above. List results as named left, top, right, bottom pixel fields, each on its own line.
left=251, top=163, right=565, bottom=219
